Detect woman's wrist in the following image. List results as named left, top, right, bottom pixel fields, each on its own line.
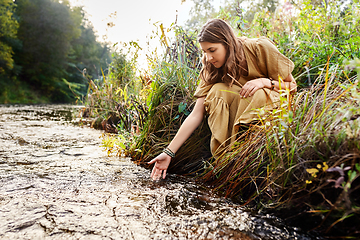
left=269, top=78, right=275, bottom=90
left=260, top=78, right=273, bottom=90
left=163, top=147, right=175, bottom=158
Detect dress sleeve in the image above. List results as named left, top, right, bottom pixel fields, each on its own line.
left=193, top=79, right=213, bottom=98
left=255, top=37, right=294, bottom=82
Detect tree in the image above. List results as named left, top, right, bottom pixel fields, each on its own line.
left=14, top=0, right=81, bottom=102
left=0, top=0, right=18, bottom=73
left=184, top=0, right=217, bottom=31
left=66, top=6, right=112, bottom=97
left=184, top=0, right=281, bottom=32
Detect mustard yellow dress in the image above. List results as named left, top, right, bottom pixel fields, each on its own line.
left=194, top=37, right=295, bottom=157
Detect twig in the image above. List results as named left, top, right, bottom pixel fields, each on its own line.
left=227, top=73, right=244, bottom=88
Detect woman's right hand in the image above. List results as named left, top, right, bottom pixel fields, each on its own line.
left=148, top=152, right=172, bottom=180
left=147, top=98, right=206, bottom=181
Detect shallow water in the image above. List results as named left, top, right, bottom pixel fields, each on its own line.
left=0, top=105, right=320, bottom=240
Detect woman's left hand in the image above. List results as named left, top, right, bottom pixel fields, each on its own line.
left=238, top=78, right=266, bottom=98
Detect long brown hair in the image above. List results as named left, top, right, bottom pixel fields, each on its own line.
left=198, top=19, right=247, bottom=86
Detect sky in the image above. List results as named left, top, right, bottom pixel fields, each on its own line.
left=68, top=0, right=222, bottom=68
left=69, top=0, right=195, bottom=43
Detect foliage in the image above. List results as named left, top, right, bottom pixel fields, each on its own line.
left=184, top=0, right=217, bottom=31
left=107, top=41, right=141, bottom=93
left=245, top=0, right=360, bottom=88
left=0, top=0, right=111, bottom=103
left=129, top=27, right=212, bottom=174
left=185, top=0, right=280, bottom=31
left=66, top=9, right=112, bottom=100
left=0, top=0, right=18, bottom=73
left=0, top=0, right=21, bottom=103
left=83, top=42, right=147, bottom=157
left=13, top=0, right=81, bottom=102
left=0, top=77, right=48, bottom=104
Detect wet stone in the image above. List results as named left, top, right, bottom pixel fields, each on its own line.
left=0, top=105, right=320, bottom=240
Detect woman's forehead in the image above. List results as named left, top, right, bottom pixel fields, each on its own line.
left=199, top=42, right=223, bottom=50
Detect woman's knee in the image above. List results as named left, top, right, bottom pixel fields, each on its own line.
left=208, top=83, right=229, bottom=97
left=207, top=82, right=241, bottom=105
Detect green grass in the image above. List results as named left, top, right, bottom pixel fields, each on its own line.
left=0, top=77, right=48, bottom=104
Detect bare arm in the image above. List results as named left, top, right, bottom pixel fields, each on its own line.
left=148, top=97, right=206, bottom=180
left=239, top=73, right=297, bottom=98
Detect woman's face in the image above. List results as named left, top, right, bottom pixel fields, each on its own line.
left=200, top=42, right=227, bottom=68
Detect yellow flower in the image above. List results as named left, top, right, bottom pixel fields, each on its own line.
left=306, top=168, right=319, bottom=177
left=306, top=180, right=312, bottom=184
left=322, top=162, right=329, bottom=171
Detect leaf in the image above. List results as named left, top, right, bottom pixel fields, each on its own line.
left=219, top=89, right=239, bottom=95
left=356, top=163, right=360, bottom=172
left=119, top=134, right=126, bottom=141
left=288, top=110, right=293, bottom=123
left=178, top=102, right=187, bottom=113
left=119, top=142, right=126, bottom=149
left=348, top=170, right=357, bottom=182
left=123, top=86, right=128, bottom=102
left=116, top=88, right=123, bottom=95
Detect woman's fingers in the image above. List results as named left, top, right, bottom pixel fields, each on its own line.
left=239, top=79, right=265, bottom=98
left=151, top=167, right=161, bottom=180
left=240, top=83, right=252, bottom=97
left=240, top=86, right=256, bottom=98
left=150, top=166, right=156, bottom=179
left=249, top=86, right=259, bottom=97
left=148, top=158, right=157, bottom=164
left=148, top=153, right=172, bottom=180
left=149, top=157, right=165, bottom=180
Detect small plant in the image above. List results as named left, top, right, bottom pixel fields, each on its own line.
left=101, top=133, right=127, bottom=157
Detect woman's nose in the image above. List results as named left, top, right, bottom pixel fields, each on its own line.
left=206, top=54, right=213, bottom=61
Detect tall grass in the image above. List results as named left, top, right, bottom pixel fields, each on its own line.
left=198, top=60, right=360, bottom=236
left=129, top=28, right=212, bottom=174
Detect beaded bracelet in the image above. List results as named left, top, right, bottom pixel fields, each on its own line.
left=269, top=78, right=275, bottom=90
left=163, top=147, right=175, bottom=158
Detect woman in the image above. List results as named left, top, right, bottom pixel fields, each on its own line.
left=149, top=19, right=297, bottom=180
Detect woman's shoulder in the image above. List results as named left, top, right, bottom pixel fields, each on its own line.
left=238, top=36, right=275, bottom=49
